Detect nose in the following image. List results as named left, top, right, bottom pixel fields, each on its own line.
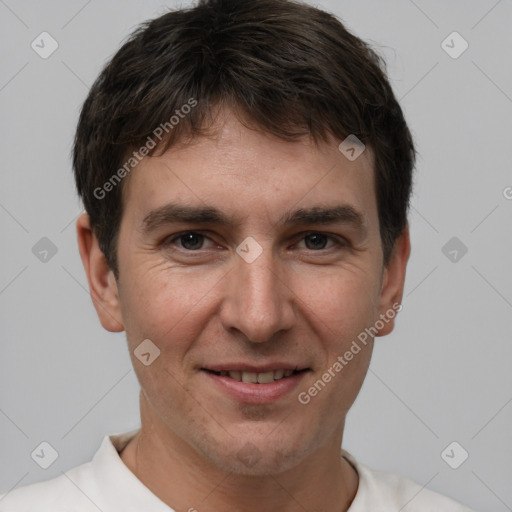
left=219, top=243, right=296, bottom=343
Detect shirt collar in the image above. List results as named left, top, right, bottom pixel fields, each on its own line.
left=91, top=429, right=175, bottom=512
left=92, top=431, right=367, bottom=512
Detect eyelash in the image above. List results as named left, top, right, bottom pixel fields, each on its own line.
left=162, top=230, right=347, bottom=253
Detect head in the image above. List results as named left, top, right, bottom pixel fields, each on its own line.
left=75, top=0, right=415, bottom=475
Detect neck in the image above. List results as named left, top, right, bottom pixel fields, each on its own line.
left=120, top=403, right=358, bottom=512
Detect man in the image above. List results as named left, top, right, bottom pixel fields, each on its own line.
left=0, top=0, right=475, bottom=510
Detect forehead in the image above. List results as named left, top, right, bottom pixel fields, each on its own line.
left=121, top=111, right=377, bottom=230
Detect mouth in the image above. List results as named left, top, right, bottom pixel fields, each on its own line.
left=203, top=368, right=308, bottom=384
left=201, top=366, right=310, bottom=404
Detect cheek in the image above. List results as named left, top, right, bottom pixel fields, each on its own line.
left=294, top=263, right=380, bottom=339
left=118, top=260, right=225, bottom=349
left=295, top=269, right=377, bottom=418
left=292, top=264, right=379, bottom=411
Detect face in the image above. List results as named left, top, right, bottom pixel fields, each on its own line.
left=80, top=108, right=409, bottom=476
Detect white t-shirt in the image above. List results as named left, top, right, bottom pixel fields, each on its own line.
left=0, top=430, right=475, bottom=511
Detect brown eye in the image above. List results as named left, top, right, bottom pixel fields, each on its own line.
left=297, top=232, right=342, bottom=251
left=164, top=231, right=214, bottom=251
left=178, top=233, right=205, bottom=250
left=304, top=233, right=329, bottom=250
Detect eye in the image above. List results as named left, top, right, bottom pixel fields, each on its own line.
left=296, top=232, right=343, bottom=251
left=164, top=231, right=215, bottom=251
left=162, top=230, right=345, bottom=254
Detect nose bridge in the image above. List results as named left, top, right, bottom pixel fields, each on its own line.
left=222, top=241, right=292, bottom=343
left=244, top=250, right=279, bottom=308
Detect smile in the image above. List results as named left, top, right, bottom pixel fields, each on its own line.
left=201, top=366, right=310, bottom=404
left=204, top=369, right=306, bottom=383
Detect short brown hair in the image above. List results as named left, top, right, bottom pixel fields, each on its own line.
left=73, top=0, right=416, bottom=279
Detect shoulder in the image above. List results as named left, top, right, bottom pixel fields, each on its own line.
left=344, top=452, right=476, bottom=512
left=0, top=431, right=140, bottom=512
left=0, top=462, right=100, bottom=512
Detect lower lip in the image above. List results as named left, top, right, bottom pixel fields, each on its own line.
left=202, top=370, right=308, bottom=404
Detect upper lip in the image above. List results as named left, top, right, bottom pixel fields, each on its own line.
left=202, top=363, right=309, bottom=373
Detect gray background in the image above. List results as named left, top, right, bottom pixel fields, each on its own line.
left=1, top=1, right=511, bottom=510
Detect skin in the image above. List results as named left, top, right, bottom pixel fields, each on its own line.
left=77, top=108, right=410, bottom=512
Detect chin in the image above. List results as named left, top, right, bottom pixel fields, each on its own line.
left=216, top=447, right=305, bottom=476
left=196, top=428, right=315, bottom=476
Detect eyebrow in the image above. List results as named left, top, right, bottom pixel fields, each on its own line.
left=140, top=203, right=367, bottom=235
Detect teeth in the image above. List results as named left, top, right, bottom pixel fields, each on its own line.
left=225, top=369, right=298, bottom=383
left=273, top=369, right=284, bottom=380
left=257, top=371, right=275, bottom=384
left=229, top=371, right=242, bottom=381
left=242, top=372, right=258, bottom=383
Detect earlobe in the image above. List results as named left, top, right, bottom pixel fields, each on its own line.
left=76, top=213, right=124, bottom=332
left=375, top=226, right=411, bottom=337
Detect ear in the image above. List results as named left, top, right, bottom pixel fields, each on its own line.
left=375, top=226, right=410, bottom=337
left=76, top=213, right=124, bottom=332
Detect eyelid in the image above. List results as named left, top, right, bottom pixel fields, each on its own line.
left=163, top=230, right=347, bottom=252
left=293, top=231, right=347, bottom=249
left=163, top=230, right=217, bottom=249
